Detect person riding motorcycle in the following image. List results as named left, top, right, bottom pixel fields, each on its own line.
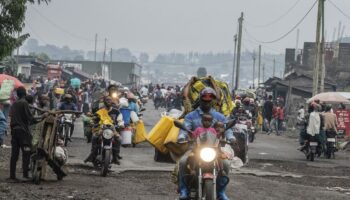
left=59, top=94, right=78, bottom=138
left=85, top=96, right=124, bottom=165
left=177, top=87, right=236, bottom=200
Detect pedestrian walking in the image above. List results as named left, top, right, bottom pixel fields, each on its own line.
left=263, top=95, right=273, bottom=133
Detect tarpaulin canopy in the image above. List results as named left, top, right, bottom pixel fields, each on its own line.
left=0, top=74, right=24, bottom=89
left=307, top=92, right=350, bottom=104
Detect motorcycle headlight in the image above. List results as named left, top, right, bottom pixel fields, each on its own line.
left=200, top=148, right=216, bottom=162
left=103, top=129, right=114, bottom=139
left=112, top=92, right=118, bottom=99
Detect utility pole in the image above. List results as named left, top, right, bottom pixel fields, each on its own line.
left=110, top=48, right=113, bottom=80
left=273, top=58, right=276, bottom=77
left=94, top=33, right=98, bottom=61
left=252, top=51, right=256, bottom=89
left=231, top=34, right=237, bottom=89
left=262, top=63, right=265, bottom=83
left=258, top=45, right=262, bottom=86
left=320, top=0, right=325, bottom=93
left=312, top=0, right=323, bottom=96
left=295, top=29, right=300, bottom=61
left=103, top=38, right=107, bottom=63
left=235, top=12, right=244, bottom=90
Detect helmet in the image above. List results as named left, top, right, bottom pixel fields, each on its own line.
left=200, top=87, right=217, bottom=101
left=63, top=94, right=73, bottom=99
left=243, top=97, right=250, bottom=103
left=127, top=92, right=135, bottom=99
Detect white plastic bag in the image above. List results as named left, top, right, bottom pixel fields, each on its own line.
left=130, top=111, right=139, bottom=123
left=55, top=146, right=68, bottom=165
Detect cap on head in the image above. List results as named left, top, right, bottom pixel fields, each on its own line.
left=200, top=87, right=217, bottom=101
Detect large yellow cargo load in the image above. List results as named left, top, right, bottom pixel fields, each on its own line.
left=146, top=116, right=174, bottom=153
left=133, top=120, right=147, bottom=144
left=183, top=76, right=234, bottom=117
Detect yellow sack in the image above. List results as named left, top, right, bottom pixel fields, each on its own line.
left=147, top=116, right=174, bottom=153
left=257, top=113, right=263, bottom=126
left=55, top=88, right=65, bottom=95
left=96, top=108, right=114, bottom=126
left=164, top=119, right=188, bottom=157
left=134, top=120, right=147, bottom=144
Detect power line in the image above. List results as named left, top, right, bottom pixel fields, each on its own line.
left=246, top=0, right=302, bottom=28
left=30, top=6, right=102, bottom=43
left=328, top=0, right=350, bottom=20
left=244, top=0, right=317, bottom=44
left=243, top=37, right=283, bottom=54
left=26, top=23, right=48, bottom=44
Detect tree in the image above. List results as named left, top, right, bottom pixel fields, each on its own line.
left=0, top=0, right=50, bottom=60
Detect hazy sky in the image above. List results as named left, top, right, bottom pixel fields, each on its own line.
left=24, top=0, right=350, bottom=55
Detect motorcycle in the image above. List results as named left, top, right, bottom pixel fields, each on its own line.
left=141, top=94, right=148, bottom=105
left=174, top=120, right=235, bottom=200
left=93, top=122, right=115, bottom=177
left=232, top=116, right=249, bottom=164
left=325, top=130, right=337, bottom=159
left=304, top=135, right=320, bottom=162
left=58, top=113, right=75, bottom=146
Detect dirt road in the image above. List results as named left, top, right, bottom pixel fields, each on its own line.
left=1, top=103, right=350, bottom=199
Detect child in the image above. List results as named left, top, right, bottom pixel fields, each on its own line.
left=192, top=114, right=218, bottom=138
left=214, top=121, right=225, bottom=138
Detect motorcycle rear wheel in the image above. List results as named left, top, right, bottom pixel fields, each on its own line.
left=203, top=180, right=215, bottom=200
left=101, top=150, right=111, bottom=177
left=309, top=152, right=315, bottom=162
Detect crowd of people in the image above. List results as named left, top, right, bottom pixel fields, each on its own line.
left=0, top=75, right=150, bottom=181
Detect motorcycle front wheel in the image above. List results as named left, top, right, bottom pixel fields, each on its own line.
left=64, top=124, right=70, bottom=147
left=101, top=149, right=111, bottom=177
left=203, top=179, right=215, bottom=200
left=32, top=160, right=42, bottom=185
left=248, top=132, right=255, bottom=143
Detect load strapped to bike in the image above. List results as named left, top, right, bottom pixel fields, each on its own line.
left=147, top=76, right=235, bottom=162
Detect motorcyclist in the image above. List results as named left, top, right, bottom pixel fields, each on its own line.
left=85, top=96, right=124, bottom=165
left=177, top=87, right=235, bottom=200
left=59, top=94, right=78, bottom=138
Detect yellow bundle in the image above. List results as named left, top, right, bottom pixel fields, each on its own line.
left=133, top=120, right=147, bottom=144
left=147, top=116, right=174, bottom=153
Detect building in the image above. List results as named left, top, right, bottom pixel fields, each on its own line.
left=52, top=60, right=142, bottom=87
left=14, top=55, right=47, bottom=82
left=284, top=41, right=350, bottom=89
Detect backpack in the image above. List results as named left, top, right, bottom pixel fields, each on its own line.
left=155, top=90, right=162, bottom=99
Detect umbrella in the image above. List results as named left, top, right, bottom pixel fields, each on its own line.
left=307, top=92, right=350, bottom=104
left=0, top=74, right=24, bottom=88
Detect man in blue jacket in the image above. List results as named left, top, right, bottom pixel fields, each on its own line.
left=177, top=87, right=235, bottom=200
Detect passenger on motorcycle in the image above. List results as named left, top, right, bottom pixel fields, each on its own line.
left=177, top=87, right=235, bottom=200
left=85, top=96, right=124, bottom=165
left=127, top=92, right=140, bottom=114
left=59, top=94, right=78, bottom=138
left=300, top=103, right=322, bottom=153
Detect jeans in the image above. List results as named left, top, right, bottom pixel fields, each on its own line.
left=10, top=128, right=32, bottom=178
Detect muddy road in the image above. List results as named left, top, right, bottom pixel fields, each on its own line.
left=1, top=103, right=350, bottom=199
